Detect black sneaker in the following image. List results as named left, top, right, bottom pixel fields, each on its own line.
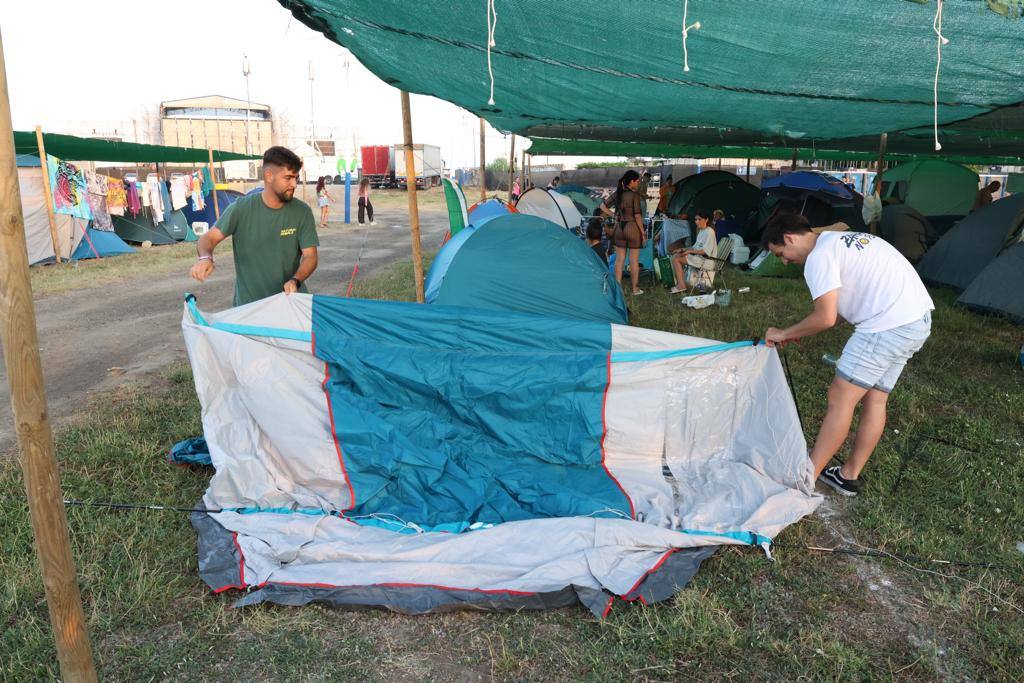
left=818, top=466, right=860, bottom=497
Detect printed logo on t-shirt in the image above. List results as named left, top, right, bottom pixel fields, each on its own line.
left=280, top=227, right=297, bottom=237
left=840, top=233, right=874, bottom=251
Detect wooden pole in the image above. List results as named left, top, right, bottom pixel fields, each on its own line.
left=34, top=127, right=61, bottom=263
left=507, top=135, right=516, bottom=203
left=790, top=149, right=799, bottom=171
left=871, top=132, right=887, bottom=235
left=479, top=117, right=486, bottom=202
left=400, top=91, right=425, bottom=303
left=527, top=153, right=532, bottom=188
left=0, top=35, right=97, bottom=683
left=744, top=157, right=751, bottom=183
left=207, top=149, right=220, bottom=219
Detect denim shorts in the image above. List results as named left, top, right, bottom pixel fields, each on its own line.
left=836, top=312, right=931, bottom=393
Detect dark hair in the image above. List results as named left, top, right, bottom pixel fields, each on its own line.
left=262, top=146, right=303, bottom=173
left=693, top=209, right=712, bottom=223
left=761, top=212, right=812, bottom=248
left=358, top=176, right=370, bottom=189
left=315, top=176, right=326, bottom=193
left=641, top=171, right=651, bottom=179
left=613, top=170, right=641, bottom=214
left=586, top=217, right=604, bottom=241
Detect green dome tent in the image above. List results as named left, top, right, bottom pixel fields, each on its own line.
left=880, top=160, right=979, bottom=220
left=666, top=171, right=760, bottom=229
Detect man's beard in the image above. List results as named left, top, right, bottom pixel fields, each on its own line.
left=273, top=187, right=294, bottom=203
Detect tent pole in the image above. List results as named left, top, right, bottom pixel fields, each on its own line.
left=527, top=153, right=532, bottom=188
left=34, top=126, right=62, bottom=263
left=207, top=149, right=219, bottom=219
left=871, top=133, right=887, bottom=235
left=745, top=158, right=751, bottom=183
left=1, top=37, right=97, bottom=683
left=520, top=146, right=526, bottom=193
left=400, top=91, right=425, bottom=303
left=479, top=117, right=486, bottom=202
left=790, top=149, right=798, bottom=171
left=507, top=135, right=516, bottom=203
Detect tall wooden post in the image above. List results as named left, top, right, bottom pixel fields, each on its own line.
left=207, top=149, right=219, bottom=219
left=34, top=127, right=61, bottom=263
left=400, top=91, right=425, bottom=303
left=0, top=34, right=97, bottom=683
left=871, top=133, right=887, bottom=235
left=479, top=117, right=486, bottom=202
left=790, top=149, right=799, bottom=171
left=520, top=146, right=526, bottom=194
left=507, top=135, right=516, bottom=203
left=744, top=157, right=751, bottom=183
left=527, top=153, right=532, bottom=188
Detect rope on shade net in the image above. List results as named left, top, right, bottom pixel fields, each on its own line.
left=682, top=0, right=702, bottom=73
left=932, top=0, right=950, bottom=151
left=486, top=0, right=498, bottom=105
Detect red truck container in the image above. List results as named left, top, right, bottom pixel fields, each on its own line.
left=360, top=145, right=395, bottom=188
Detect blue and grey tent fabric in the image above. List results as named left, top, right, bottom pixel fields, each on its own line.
left=916, top=193, right=1024, bottom=290
left=758, top=171, right=866, bottom=233
left=70, top=227, right=136, bottom=260
left=955, top=242, right=1024, bottom=324
left=467, top=197, right=514, bottom=226
left=181, top=189, right=246, bottom=228
left=168, top=437, right=212, bottom=466
left=429, top=213, right=628, bottom=325
left=424, top=224, right=477, bottom=302
left=182, top=293, right=820, bottom=616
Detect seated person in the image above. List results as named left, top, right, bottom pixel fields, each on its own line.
left=712, top=208, right=742, bottom=240
left=586, top=217, right=608, bottom=265
left=659, top=214, right=691, bottom=256
left=670, top=210, right=717, bottom=293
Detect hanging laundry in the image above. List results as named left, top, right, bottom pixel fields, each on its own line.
left=107, top=177, right=128, bottom=216
left=159, top=180, right=174, bottom=220
left=191, top=171, right=205, bottom=211
left=170, top=175, right=188, bottom=211
left=137, top=181, right=150, bottom=208
left=146, top=175, right=164, bottom=225
left=46, top=155, right=92, bottom=220
left=201, top=166, right=215, bottom=194
left=85, top=171, right=113, bottom=231
left=125, top=180, right=142, bottom=217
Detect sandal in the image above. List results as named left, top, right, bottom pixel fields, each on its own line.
left=632, top=289, right=644, bottom=295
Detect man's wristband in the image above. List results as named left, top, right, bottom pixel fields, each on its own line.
left=288, top=277, right=302, bottom=287
left=197, top=255, right=214, bottom=264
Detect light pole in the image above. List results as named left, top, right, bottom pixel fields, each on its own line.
left=242, top=54, right=252, bottom=157
left=308, top=60, right=316, bottom=154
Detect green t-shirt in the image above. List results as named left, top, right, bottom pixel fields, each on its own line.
left=215, top=193, right=319, bottom=306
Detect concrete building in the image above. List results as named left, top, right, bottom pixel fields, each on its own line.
left=160, top=95, right=274, bottom=155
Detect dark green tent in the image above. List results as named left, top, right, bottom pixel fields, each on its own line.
left=666, top=171, right=760, bottom=225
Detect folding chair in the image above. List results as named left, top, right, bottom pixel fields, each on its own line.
left=688, top=237, right=734, bottom=296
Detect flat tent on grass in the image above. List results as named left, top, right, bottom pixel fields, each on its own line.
left=112, top=213, right=178, bottom=245
left=183, top=293, right=820, bottom=616
left=515, top=187, right=584, bottom=230
left=881, top=160, right=979, bottom=222
left=430, top=213, right=628, bottom=324
left=916, top=193, right=1024, bottom=289
left=956, top=242, right=1024, bottom=323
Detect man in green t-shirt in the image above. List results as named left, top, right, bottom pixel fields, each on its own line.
left=190, top=146, right=319, bottom=306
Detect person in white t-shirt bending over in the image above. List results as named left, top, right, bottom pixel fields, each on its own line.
left=762, top=213, right=933, bottom=497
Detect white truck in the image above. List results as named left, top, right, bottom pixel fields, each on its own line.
left=394, top=144, right=443, bottom=189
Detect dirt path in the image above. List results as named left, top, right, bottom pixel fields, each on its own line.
left=0, top=205, right=450, bottom=455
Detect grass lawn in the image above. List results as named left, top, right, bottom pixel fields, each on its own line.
left=1, top=260, right=1022, bottom=680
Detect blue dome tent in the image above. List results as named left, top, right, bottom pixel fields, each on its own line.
left=429, top=213, right=628, bottom=324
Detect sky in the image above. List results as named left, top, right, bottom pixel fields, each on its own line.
left=0, top=0, right=564, bottom=169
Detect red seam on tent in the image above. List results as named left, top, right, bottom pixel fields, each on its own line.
left=600, top=351, right=635, bottom=519
left=314, top=330, right=356, bottom=513
left=601, top=596, right=615, bottom=618
left=264, top=579, right=538, bottom=596
left=211, top=532, right=249, bottom=593
left=624, top=548, right=678, bottom=597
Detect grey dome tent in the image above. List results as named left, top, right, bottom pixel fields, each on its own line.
left=916, top=193, right=1024, bottom=290
left=956, top=241, right=1024, bottom=323
left=879, top=204, right=936, bottom=264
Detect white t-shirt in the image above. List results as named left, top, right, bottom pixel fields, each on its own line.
left=687, top=227, right=717, bottom=268
left=803, top=231, right=933, bottom=333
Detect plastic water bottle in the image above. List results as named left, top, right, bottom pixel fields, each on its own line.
left=822, top=354, right=839, bottom=367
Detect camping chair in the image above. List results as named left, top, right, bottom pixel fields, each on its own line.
left=688, top=237, right=734, bottom=296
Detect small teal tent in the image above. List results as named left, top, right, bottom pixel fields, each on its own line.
left=431, top=214, right=628, bottom=324
left=468, top=197, right=515, bottom=225
left=71, top=228, right=136, bottom=259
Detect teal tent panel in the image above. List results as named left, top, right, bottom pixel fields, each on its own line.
left=311, top=295, right=627, bottom=529
left=112, top=213, right=177, bottom=245
left=71, top=228, right=136, bottom=259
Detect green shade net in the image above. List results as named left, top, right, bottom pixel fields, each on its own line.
left=13, top=131, right=259, bottom=163
left=277, top=1, right=1024, bottom=160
